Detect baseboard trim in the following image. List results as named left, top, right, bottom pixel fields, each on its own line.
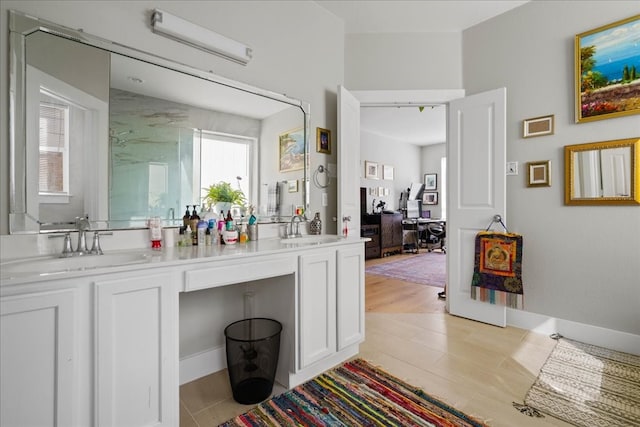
left=179, top=346, right=226, bottom=385
left=507, top=308, right=640, bottom=355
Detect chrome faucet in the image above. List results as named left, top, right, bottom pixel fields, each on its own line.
left=75, top=216, right=90, bottom=255
left=288, top=215, right=305, bottom=238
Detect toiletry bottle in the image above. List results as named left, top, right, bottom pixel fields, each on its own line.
left=197, top=220, right=207, bottom=246
left=183, top=225, right=192, bottom=247
left=225, top=210, right=233, bottom=231
left=239, top=223, right=248, bottom=243
left=182, top=206, right=191, bottom=228
left=148, top=216, right=162, bottom=249
left=218, top=213, right=225, bottom=245
left=205, top=228, right=212, bottom=246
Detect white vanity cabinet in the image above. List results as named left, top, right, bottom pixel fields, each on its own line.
left=0, top=236, right=366, bottom=426
left=1, top=288, right=77, bottom=427
left=94, top=269, right=179, bottom=427
left=297, top=243, right=365, bottom=371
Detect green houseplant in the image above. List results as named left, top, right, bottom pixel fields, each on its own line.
left=203, top=182, right=246, bottom=212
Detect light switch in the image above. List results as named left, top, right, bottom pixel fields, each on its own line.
left=506, top=162, right=518, bottom=175
left=322, top=192, right=328, bottom=206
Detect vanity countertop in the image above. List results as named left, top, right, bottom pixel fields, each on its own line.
left=0, top=235, right=366, bottom=286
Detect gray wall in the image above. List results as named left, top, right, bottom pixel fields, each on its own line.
left=463, top=1, right=640, bottom=334
left=421, top=143, right=446, bottom=219
left=1, top=0, right=344, bottom=234
left=359, top=129, right=422, bottom=213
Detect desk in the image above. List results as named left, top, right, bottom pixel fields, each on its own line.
left=402, top=218, right=446, bottom=252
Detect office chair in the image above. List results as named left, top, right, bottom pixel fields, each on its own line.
left=425, top=222, right=446, bottom=253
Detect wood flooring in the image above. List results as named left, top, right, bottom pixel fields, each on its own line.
left=180, top=252, right=571, bottom=427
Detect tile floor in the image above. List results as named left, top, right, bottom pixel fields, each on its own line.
left=180, top=262, right=572, bottom=426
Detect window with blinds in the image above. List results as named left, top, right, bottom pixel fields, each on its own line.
left=39, top=102, right=69, bottom=194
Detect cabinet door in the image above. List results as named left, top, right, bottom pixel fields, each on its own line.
left=95, top=272, right=178, bottom=427
left=1, top=289, right=75, bottom=427
left=337, top=245, right=365, bottom=350
left=391, top=214, right=404, bottom=247
left=298, top=251, right=336, bottom=368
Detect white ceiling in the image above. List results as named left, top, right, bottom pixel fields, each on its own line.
left=316, top=0, right=529, bottom=146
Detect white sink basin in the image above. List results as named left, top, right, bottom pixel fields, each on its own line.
left=1, top=251, right=152, bottom=277
left=280, top=235, right=343, bottom=245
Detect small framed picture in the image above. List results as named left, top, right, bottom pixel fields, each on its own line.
left=288, top=179, right=298, bottom=193
left=424, top=173, right=437, bottom=190
left=383, top=165, right=394, bottom=180
left=316, top=127, right=331, bottom=154
left=527, top=160, right=551, bottom=187
left=378, top=187, right=385, bottom=197
left=523, top=115, right=554, bottom=138
left=365, top=161, right=379, bottom=179
left=423, top=192, right=438, bottom=205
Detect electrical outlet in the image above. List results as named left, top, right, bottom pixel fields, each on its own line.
left=506, top=162, right=518, bottom=175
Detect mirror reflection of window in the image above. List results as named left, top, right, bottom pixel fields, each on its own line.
left=39, top=101, right=69, bottom=196
left=199, top=130, right=255, bottom=207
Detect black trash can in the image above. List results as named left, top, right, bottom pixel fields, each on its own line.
left=224, top=318, right=282, bottom=404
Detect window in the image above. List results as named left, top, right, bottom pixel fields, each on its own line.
left=39, top=101, right=69, bottom=195
left=198, top=130, right=255, bottom=205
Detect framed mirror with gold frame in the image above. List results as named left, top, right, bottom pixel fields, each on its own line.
left=564, top=137, right=639, bottom=205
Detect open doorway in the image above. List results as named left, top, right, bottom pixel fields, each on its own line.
left=355, top=93, right=457, bottom=313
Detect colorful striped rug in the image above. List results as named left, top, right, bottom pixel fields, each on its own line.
left=220, top=358, right=487, bottom=426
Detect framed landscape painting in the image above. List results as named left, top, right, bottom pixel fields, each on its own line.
left=279, top=127, right=305, bottom=172
left=575, top=14, right=640, bottom=123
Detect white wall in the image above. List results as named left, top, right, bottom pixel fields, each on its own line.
left=421, top=143, right=446, bottom=219
left=359, top=130, right=422, bottom=213
left=0, top=0, right=344, bottom=234
left=464, top=1, right=640, bottom=335
left=345, top=32, right=462, bottom=90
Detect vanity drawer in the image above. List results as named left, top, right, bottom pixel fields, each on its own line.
left=184, top=256, right=297, bottom=292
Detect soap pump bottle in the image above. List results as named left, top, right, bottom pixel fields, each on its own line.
left=182, top=205, right=191, bottom=228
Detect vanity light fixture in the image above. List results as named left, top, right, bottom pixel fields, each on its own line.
left=150, top=9, right=253, bottom=65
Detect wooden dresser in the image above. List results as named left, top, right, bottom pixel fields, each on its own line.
left=362, top=213, right=403, bottom=257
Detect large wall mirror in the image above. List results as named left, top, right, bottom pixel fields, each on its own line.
left=564, top=137, right=639, bottom=205
left=9, top=10, right=309, bottom=233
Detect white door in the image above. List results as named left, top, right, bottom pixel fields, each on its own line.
left=447, top=88, right=507, bottom=327
left=337, top=86, right=361, bottom=236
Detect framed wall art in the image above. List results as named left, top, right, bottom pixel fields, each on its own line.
left=523, top=115, right=554, bottom=138
left=424, top=173, right=437, bottom=190
left=423, top=192, right=438, bottom=205
left=279, top=127, right=305, bottom=172
left=316, top=127, right=331, bottom=154
left=365, top=161, right=379, bottom=179
left=527, top=160, right=551, bottom=187
left=575, top=14, right=640, bottom=123
left=383, top=165, right=394, bottom=180
left=288, top=179, right=298, bottom=193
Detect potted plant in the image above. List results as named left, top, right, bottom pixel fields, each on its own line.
left=203, top=181, right=246, bottom=215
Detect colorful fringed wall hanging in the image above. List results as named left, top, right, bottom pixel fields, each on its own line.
left=471, top=223, right=524, bottom=309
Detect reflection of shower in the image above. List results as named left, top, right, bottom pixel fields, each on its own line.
left=109, top=129, right=133, bottom=146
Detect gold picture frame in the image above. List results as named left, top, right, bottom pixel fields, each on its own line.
left=523, top=115, right=554, bottom=138
left=527, top=160, right=551, bottom=187
left=575, top=14, right=640, bottom=123
left=316, top=127, right=331, bottom=154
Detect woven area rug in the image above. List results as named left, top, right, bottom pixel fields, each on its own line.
left=365, top=252, right=446, bottom=288
left=220, top=358, right=486, bottom=426
left=519, top=337, right=640, bottom=427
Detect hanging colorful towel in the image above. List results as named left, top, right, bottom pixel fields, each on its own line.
left=471, top=231, right=524, bottom=309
